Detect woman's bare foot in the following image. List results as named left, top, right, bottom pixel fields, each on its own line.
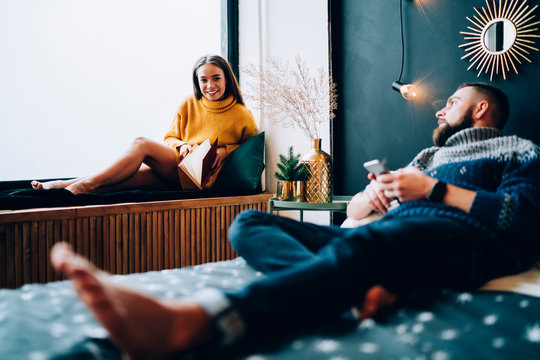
left=31, top=178, right=79, bottom=190
left=50, top=243, right=213, bottom=359
left=352, top=285, right=397, bottom=320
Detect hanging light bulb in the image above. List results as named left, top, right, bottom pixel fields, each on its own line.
left=392, top=0, right=417, bottom=101
left=392, top=81, right=417, bottom=100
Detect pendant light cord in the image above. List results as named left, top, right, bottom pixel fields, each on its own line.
left=398, top=0, right=405, bottom=83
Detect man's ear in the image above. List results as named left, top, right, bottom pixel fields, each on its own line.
left=473, top=100, right=489, bottom=122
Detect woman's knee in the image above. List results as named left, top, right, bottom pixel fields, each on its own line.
left=131, top=137, right=154, bottom=151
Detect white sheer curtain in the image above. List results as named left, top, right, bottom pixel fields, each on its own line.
left=0, top=0, right=221, bottom=180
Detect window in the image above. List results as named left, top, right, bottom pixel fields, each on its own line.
left=0, top=0, right=221, bottom=180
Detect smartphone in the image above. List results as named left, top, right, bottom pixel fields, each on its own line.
left=363, top=159, right=389, bottom=177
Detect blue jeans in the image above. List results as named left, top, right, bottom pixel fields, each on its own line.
left=226, top=210, right=515, bottom=341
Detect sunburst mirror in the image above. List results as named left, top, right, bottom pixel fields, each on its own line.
left=459, top=0, right=540, bottom=81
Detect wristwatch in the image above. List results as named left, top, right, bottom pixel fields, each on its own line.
left=428, top=180, right=447, bottom=203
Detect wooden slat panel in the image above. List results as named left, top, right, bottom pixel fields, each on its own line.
left=96, top=216, right=103, bottom=271
left=146, top=213, right=153, bottom=271
left=133, top=213, right=140, bottom=273
left=51, top=220, right=62, bottom=282
left=83, top=218, right=90, bottom=260
left=158, top=211, right=164, bottom=270
left=191, top=209, right=196, bottom=265
left=61, top=219, right=73, bottom=281
left=64, top=219, right=74, bottom=260
left=152, top=212, right=158, bottom=271
left=220, top=206, right=226, bottom=260
left=210, top=206, right=216, bottom=263
left=174, top=210, right=180, bottom=268
left=212, top=208, right=218, bottom=261
left=0, top=225, right=6, bottom=288
left=75, top=218, right=82, bottom=257
left=169, top=210, right=175, bottom=269
left=198, top=208, right=204, bottom=264
left=6, top=224, right=16, bottom=288
left=226, top=206, right=233, bottom=260
left=120, top=214, right=127, bottom=275
left=180, top=209, right=187, bottom=267
left=13, top=224, right=22, bottom=287
left=186, top=209, right=192, bottom=266
left=207, top=207, right=212, bottom=263
left=89, top=217, right=97, bottom=268
left=56, top=219, right=70, bottom=280
left=39, top=221, right=52, bottom=283
left=0, top=193, right=273, bottom=288
left=33, top=221, right=43, bottom=284
left=110, top=215, right=118, bottom=274
left=163, top=211, right=169, bottom=270
left=102, top=216, right=110, bottom=272
left=128, top=214, right=135, bottom=274
left=29, top=222, right=39, bottom=284
left=157, top=211, right=164, bottom=271
left=141, top=213, right=148, bottom=273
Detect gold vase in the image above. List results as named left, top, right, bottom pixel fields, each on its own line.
left=276, top=180, right=304, bottom=202
left=302, top=139, right=332, bottom=203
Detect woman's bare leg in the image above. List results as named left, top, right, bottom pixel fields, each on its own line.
left=66, top=137, right=178, bottom=194
left=50, top=243, right=213, bottom=359
left=92, top=165, right=179, bottom=193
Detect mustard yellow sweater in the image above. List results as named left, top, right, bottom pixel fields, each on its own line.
left=164, top=95, right=258, bottom=161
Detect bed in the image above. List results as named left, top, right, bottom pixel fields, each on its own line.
left=1, top=257, right=539, bottom=359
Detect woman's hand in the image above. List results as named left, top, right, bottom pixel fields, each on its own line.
left=178, top=144, right=193, bottom=162
left=212, top=147, right=227, bottom=171
left=346, top=173, right=392, bottom=219
left=363, top=174, right=393, bottom=214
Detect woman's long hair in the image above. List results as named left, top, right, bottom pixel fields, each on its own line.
left=192, top=55, right=245, bottom=106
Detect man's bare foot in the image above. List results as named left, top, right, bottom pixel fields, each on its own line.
left=352, top=285, right=397, bottom=320
left=50, top=243, right=213, bottom=359
left=31, top=178, right=79, bottom=190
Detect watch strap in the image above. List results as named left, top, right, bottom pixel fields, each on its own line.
left=428, top=180, right=447, bottom=203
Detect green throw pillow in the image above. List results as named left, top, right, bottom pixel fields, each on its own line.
left=215, top=132, right=265, bottom=191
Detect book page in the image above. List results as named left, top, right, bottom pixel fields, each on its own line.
left=181, top=139, right=211, bottom=185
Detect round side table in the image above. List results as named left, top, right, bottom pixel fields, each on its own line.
left=268, top=195, right=352, bottom=222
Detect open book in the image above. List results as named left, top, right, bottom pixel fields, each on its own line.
left=177, top=138, right=219, bottom=190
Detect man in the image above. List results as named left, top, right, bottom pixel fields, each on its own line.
left=51, top=83, right=540, bottom=359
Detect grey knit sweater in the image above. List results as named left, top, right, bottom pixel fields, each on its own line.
left=385, top=127, right=540, bottom=244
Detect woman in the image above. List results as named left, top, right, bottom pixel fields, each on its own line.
left=32, top=55, right=258, bottom=194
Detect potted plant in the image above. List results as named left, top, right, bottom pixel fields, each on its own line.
left=274, top=146, right=308, bottom=201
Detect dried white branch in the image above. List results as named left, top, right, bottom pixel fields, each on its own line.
left=241, top=56, right=338, bottom=140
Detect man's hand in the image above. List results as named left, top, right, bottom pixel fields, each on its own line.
left=377, top=167, right=436, bottom=202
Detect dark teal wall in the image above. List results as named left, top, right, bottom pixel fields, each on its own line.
left=331, top=0, right=540, bottom=196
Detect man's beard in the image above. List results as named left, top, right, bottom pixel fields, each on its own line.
left=432, top=108, right=474, bottom=146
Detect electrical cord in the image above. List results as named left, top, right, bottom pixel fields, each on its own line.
left=398, top=0, right=405, bottom=83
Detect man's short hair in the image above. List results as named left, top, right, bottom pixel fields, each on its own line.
left=459, top=82, right=510, bottom=129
